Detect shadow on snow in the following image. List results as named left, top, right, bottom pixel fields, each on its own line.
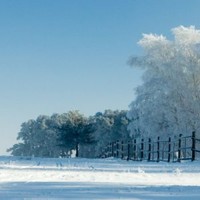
left=0, top=182, right=200, bottom=200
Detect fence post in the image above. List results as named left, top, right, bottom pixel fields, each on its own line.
left=111, top=142, right=114, bottom=157
left=100, top=148, right=104, bottom=158
left=104, top=146, right=107, bottom=158
left=127, top=141, right=130, bottom=161
left=110, top=143, right=112, bottom=157
left=133, top=139, right=136, bottom=161
left=116, top=140, right=119, bottom=158
left=148, top=138, right=151, bottom=161
left=192, top=131, right=196, bottom=161
left=107, top=143, right=110, bottom=157
left=141, top=139, right=144, bottom=161
left=121, top=141, right=124, bottom=159
left=168, top=137, right=171, bottom=162
left=178, top=134, right=182, bottom=162
left=105, top=145, right=108, bottom=158
left=157, top=137, right=160, bottom=162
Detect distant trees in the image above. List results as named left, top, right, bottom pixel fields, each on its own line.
left=93, top=110, right=130, bottom=157
left=79, top=110, right=130, bottom=158
left=127, top=26, right=200, bottom=139
left=7, top=114, right=68, bottom=157
left=8, top=110, right=130, bottom=158
left=57, top=111, right=95, bottom=157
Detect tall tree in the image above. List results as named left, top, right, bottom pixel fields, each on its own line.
left=128, top=26, right=200, bottom=139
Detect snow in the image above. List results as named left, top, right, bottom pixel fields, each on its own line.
left=0, top=156, right=200, bottom=199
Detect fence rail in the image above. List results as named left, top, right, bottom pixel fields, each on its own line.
left=100, top=132, right=200, bottom=162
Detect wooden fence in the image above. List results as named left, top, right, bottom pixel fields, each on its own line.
left=100, top=132, right=200, bottom=162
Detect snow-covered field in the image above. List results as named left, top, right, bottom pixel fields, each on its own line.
left=0, top=156, right=200, bottom=199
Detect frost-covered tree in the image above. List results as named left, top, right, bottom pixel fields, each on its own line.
left=8, top=110, right=130, bottom=158
left=7, top=114, right=70, bottom=157
left=80, top=110, right=130, bottom=158
left=128, top=26, right=200, bottom=139
left=7, top=119, right=36, bottom=156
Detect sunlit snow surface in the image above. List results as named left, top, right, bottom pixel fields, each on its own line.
left=0, top=156, right=200, bottom=199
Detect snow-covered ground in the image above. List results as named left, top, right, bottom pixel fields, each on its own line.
left=0, top=156, right=200, bottom=199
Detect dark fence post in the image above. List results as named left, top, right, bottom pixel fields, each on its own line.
left=105, top=145, right=108, bottom=158
left=108, top=143, right=111, bottom=157
left=178, top=134, right=182, bottom=162
left=148, top=138, right=151, bottom=161
left=157, top=137, right=160, bottom=162
left=127, top=141, right=130, bottom=161
left=111, top=142, right=114, bottom=157
left=168, top=137, right=171, bottom=162
left=107, top=143, right=109, bottom=157
left=141, top=139, right=144, bottom=161
left=133, top=139, right=136, bottom=160
left=110, top=143, right=112, bottom=157
left=192, top=131, right=196, bottom=161
left=121, top=141, right=124, bottom=159
left=116, top=140, right=119, bottom=158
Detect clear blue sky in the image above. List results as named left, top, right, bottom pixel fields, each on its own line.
left=0, top=0, right=199, bottom=155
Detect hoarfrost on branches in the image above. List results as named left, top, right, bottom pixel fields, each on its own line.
left=128, top=25, right=200, bottom=139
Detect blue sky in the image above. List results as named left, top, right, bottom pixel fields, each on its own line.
left=0, top=0, right=199, bottom=155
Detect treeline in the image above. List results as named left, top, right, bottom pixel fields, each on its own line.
left=10, top=26, right=200, bottom=158
left=7, top=110, right=130, bottom=158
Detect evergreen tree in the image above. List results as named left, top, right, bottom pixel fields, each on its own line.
left=57, top=111, right=95, bottom=157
